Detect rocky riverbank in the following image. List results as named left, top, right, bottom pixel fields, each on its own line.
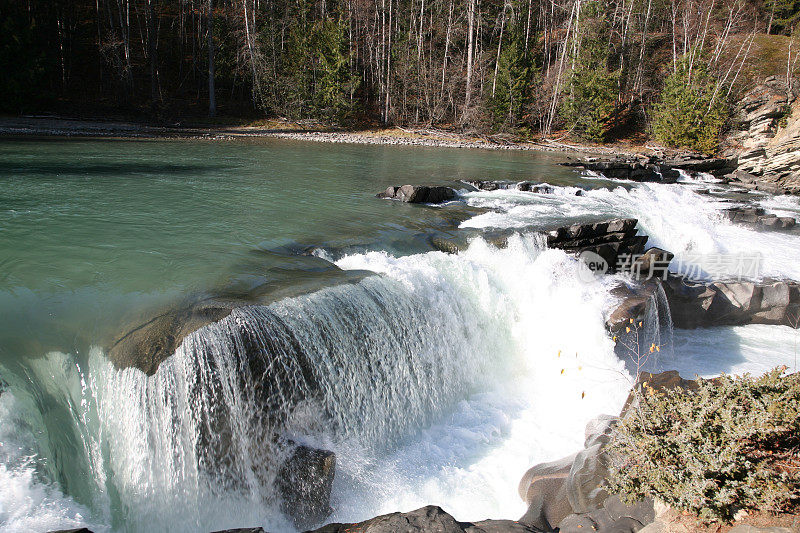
left=0, top=116, right=660, bottom=155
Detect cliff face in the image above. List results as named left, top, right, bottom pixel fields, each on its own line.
left=727, top=76, right=800, bottom=193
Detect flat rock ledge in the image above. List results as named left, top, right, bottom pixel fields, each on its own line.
left=607, top=271, right=800, bottom=332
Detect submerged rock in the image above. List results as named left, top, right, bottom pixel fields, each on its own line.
left=278, top=444, right=336, bottom=530
left=108, top=300, right=234, bottom=375
left=377, top=184, right=456, bottom=203
left=311, top=505, right=538, bottom=533
left=211, top=526, right=266, bottom=533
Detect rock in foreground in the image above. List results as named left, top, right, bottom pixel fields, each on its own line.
left=310, top=505, right=538, bottom=533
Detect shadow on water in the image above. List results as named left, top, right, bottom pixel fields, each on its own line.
left=0, top=161, right=230, bottom=177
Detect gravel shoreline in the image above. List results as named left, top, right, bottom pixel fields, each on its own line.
left=0, top=116, right=649, bottom=156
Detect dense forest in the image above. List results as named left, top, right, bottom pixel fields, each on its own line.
left=2, top=0, right=800, bottom=147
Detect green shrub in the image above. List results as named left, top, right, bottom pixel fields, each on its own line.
left=651, top=56, right=728, bottom=153
left=607, top=368, right=800, bottom=522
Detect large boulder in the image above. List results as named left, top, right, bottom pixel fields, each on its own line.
left=663, top=275, right=800, bottom=328
left=377, top=184, right=456, bottom=203
left=278, top=444, right=336, bottom=530
left=517, top=416, right=654, bottom=533
left=311, top=505, right=538, bottom=533
left=518, top=454, right=576, bottom=530
left=623, top=248, right=673, bottom=281
left=606, top=280, right=660, bottom=332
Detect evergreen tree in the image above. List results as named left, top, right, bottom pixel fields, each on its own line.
left=651, top=54, right=728, bottom=153
left=766, top=0, right=800, bottom=35
left=311, top=18, right=359, bottom=120
left=489, top=21, right=538, bottom=130
left=559, top=0, right=620, bottom=142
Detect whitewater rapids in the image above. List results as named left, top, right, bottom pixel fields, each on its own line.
left=2, top=182, right=800, bottom=532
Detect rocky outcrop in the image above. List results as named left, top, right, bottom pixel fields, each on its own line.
left=606, top=279, right=661, bottom=332
left=278, top=444, right=336, bottom=530
left=108, top=300, right=234, bottom=375
left=726, top=77, right=800, bottom=194
left=377, top=184, right=457, bottom=203
left=722, top=206, right=796, bottom=230
left=609, top=273, right=800, bottom=330
left=546, top=218, right=647, bottom=273
left=663, top=275, right=800, bottom=329
left=562, top=155, right=733, bottom=183
left=518, top=416, right=655, bottom=533
left=562, top=156, right=681, bottom=183
left=310, top=505, right=538, bottom=533
left=464, top=180, right=574, bottom=195
left=428, top=218, right=647, bottom=272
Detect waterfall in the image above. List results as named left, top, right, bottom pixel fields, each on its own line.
left=0, top=233, right=636, bottom=532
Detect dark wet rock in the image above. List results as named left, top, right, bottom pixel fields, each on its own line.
left=663, top=275, right=800, bottom=328
left=429, top=219, right=645, bottom=269
left=564, top=153, right=736, bottom=182
left=465, top=180, right=559, bottom=194
left=661, top=155, right=732, bottom=175
left=377, top=184, right=457, bottom=203
left=466, top=180, right=506, bottom=191
left=310, top=505, right=539, bottom=533
left=210, top=528, right=266, bottom=533
left=722, top=206, right=796, bottom=230
left=563, top=156, right=682, bottom=183
left=545, top=219, right=645, bottom=273
left=278, top=444, right=336, bottom=530
left=47, top=529, right=95, bottom=533
left=546, top=218, right=638, bottom=242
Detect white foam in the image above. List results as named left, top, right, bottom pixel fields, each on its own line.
left=332, top=235, right=630, bottom=522
left=462, top=183, right=800, bottom=281
left=0, top=392, right=102, bottom=533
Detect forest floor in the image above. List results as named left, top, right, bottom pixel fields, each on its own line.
left=0, top=115, right=656, bottom=157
